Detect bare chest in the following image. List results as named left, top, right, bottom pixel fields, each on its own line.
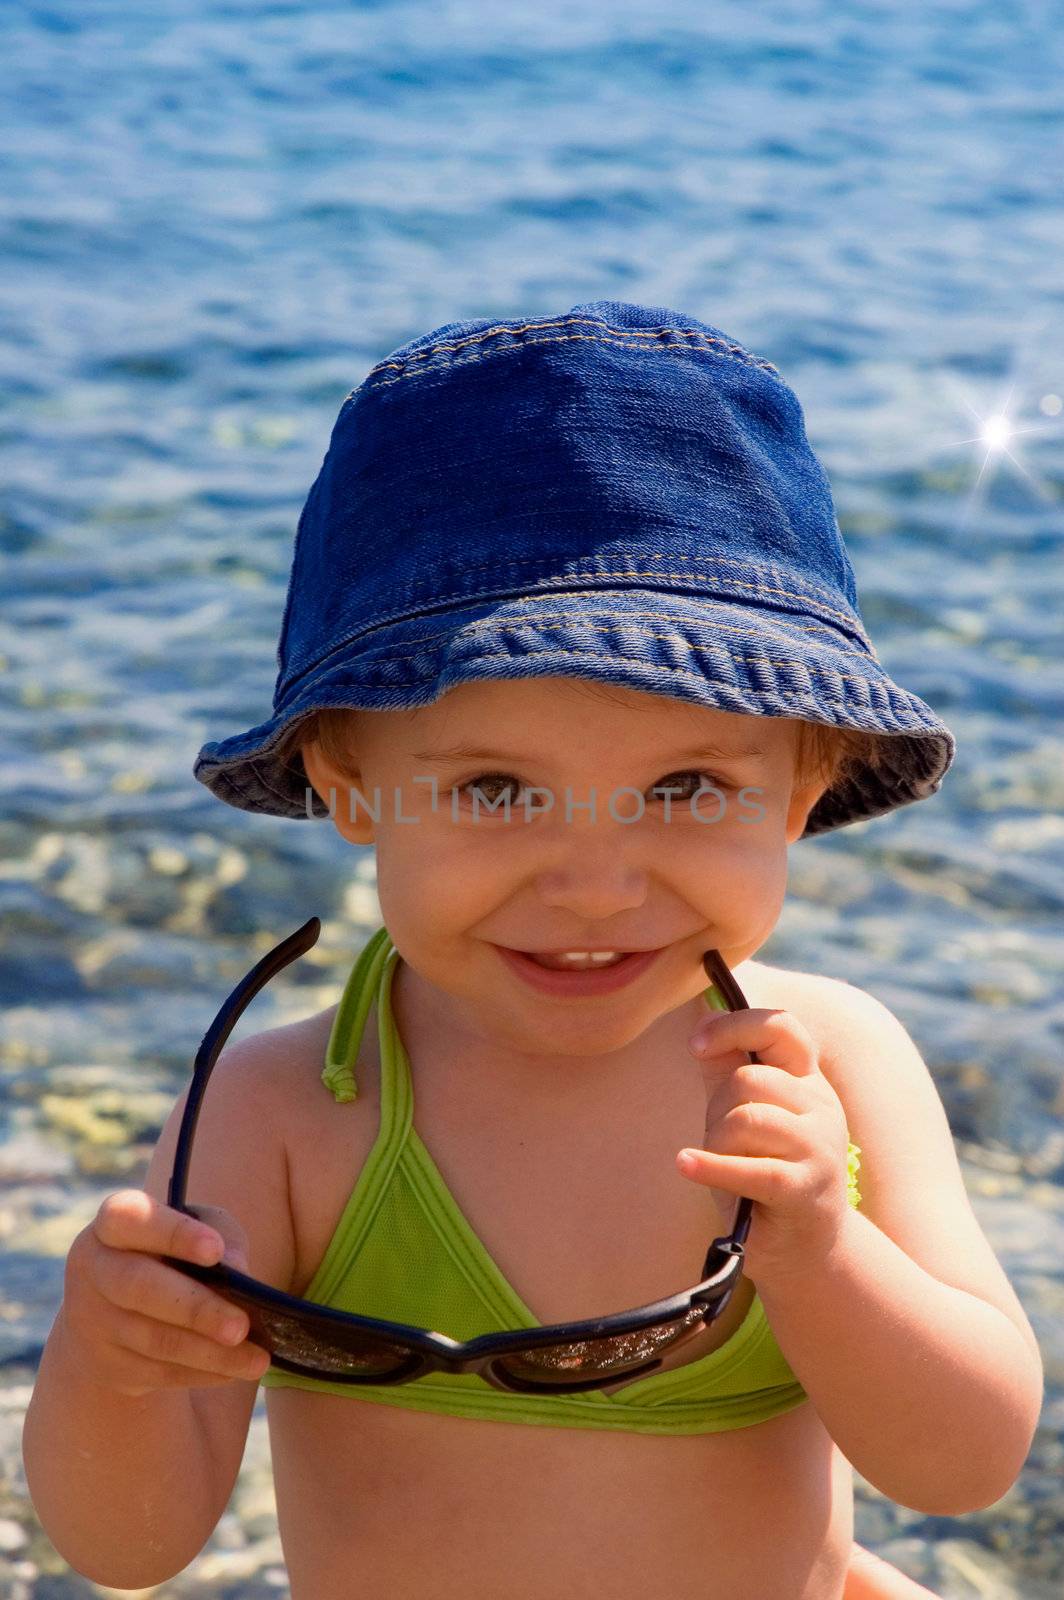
left=266, top=1388, right=853, bottom=1600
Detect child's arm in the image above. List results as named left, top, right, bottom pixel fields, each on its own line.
left=844, top=1541, right=944, bottom=1599
left=24, top=1282, right=242, bottom=1588
left=755, top=1201, right=1041, bottom=1513
left=681, top=981, right=1043, bottom=1515
left=22, top=1029, right=297, bottom=1587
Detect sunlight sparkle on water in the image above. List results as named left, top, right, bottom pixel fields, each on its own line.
left=980, top=415, right=1012, bottom=450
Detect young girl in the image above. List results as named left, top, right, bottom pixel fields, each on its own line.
left=23, top=302, right=1042, bottom=1599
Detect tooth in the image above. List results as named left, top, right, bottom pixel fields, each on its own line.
left=535, top=951, right=627, bottom=969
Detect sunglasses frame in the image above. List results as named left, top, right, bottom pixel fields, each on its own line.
left=163, top=918, right=756, bottom=1395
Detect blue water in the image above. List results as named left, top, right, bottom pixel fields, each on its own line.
left=1, top=0, right=1062, bottom=1556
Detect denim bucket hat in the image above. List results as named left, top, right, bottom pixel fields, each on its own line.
left=193, top=299, right=955, bottom=838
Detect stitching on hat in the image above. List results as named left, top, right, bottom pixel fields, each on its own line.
left=622, top=581, right=864, bottom=644
left=282, top=606, right=878, bottom=701
left=399, top=570, right=868, bottom=644
left=364, top=315, right=780, bottom=385
left=389, top=645, right=906, bottom=698
left=282, top=582, right=874, bottom=693
left=392, top=553, right=856, bottom=628
left=428, top=609, right=865, bottom=656
left=220, top=762, right=271, bottom=805
left=244, top=751, right=306, bottom=807
left=282, top=624, right=924, bottom=713
left=372, top=315, right=770, bottom=369
left=365, top=330, right=779, bottom=394
left=284, top=579, right=873, bottom=689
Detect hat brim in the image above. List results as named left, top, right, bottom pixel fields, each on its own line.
left=193, top=589, right=955, bottom=838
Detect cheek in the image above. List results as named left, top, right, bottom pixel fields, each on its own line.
left=656, top=796, right=786, bottom=867
left=373, top=822, right=503, bottom=930
left=715, top=822, right=789, bottom=895
left=663, top=811, right=789, bottom=928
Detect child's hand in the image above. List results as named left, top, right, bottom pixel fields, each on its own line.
left=677, top=1009, right=852, bottom=1284
left=59, top=1190, right=271, bottom=1398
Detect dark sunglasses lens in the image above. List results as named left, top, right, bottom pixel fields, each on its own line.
left=493, top=1304, right=708, bottom=1387
left=247, top=1301, right=415, bottom=1377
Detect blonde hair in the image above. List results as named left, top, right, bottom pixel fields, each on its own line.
left=790, top=718, right=887, bottom=793
left=276, top=696, right=887, bottom=800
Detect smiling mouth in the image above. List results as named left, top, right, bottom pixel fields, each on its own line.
left=493, top=943, right=668, bottom=995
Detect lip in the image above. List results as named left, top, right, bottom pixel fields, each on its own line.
left=493, top=944, right=663, bottom=997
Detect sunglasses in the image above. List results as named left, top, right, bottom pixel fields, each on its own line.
left=164, top=919, right=756, bottom=1396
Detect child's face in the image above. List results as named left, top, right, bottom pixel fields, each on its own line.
left=302, top=679, right=827, bottom=1061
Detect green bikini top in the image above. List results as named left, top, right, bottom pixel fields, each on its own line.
left=259, top=926, right=862, bottom=1435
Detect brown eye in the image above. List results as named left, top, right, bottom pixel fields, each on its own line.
left=651, top=770, right=726, bottom=801
left=457, top=773, right=524, bottom=808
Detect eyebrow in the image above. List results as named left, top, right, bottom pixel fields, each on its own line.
left=410, top=743, right=768, bottom=765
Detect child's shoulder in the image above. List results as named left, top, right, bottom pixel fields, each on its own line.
left=192, top=1000, right=349, bottom=1204
left=210, top=999, right=343, bottom=1105
left=232, top=998, right=349, bottom=1137
left=732, top=957, right=900, bottom=1125
left=735, top=956, right=869, bottom=1040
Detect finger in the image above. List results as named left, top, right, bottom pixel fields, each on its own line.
left=688, top=1009, right=819, bottom=1077
left=94, top=1189, right=225, bottom=1265
left=707, top=1100, right=806, bottom=1154
left=707, top=1063, right=812, bottom=1118
left=92, top=1239, right=250, bottom=1349
left=676, top=1148, right=792, bottom=1204
left=108, top=1304, right=270, bottom=1389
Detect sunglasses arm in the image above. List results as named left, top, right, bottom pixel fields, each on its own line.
left=696, top=948, right=759, bottom=1278
left=167, top=916, right=322, bottom=1212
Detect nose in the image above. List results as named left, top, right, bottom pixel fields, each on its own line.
left=534, top=836, right=649, bottom=919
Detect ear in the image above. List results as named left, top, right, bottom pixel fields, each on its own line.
left=784, top=778, right=828, bottom=845
left=300, top=737, right=377, bottom=845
